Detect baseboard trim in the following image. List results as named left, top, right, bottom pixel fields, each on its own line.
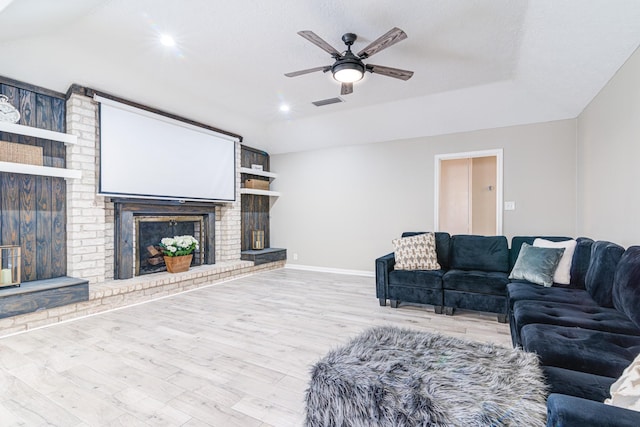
left=285, top=263, right=374, bottom=277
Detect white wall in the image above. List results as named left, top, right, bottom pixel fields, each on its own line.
left=577, top=46, right=640, bottom=248
left=270, top=119, right=577, bottom=272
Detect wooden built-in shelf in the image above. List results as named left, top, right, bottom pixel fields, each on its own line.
left=0, top=276, right=89, bottom=320
left=239, top=167, right=278, bottom=180
left=0, top=121, right=78, bottom=145
left=239, top=166, right=279, bottom=196
left=0, top=161, right=82, bottom=180
left=241, top=248, right=287, bottom=265
left=0, top=120, right=81, bottom=180
left=239, top=188, right=281, bottom=197
left=240, top=145, right=284, bottom=253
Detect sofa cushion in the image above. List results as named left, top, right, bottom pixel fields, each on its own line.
left=543, top=366, right=615, bottom=402
left=585, top=241, right=625, bottom=308
left=511, top=300, right=640, bottom=347
left=443, top=291, right=507, bottom=315
left=392, top=232, right=440, bottom=270
left=443, top=269, right=510, bottom=295
left=449, top=235, right=509, bottom=272
left=506, top=282, right=599, bottom=310
left=533, top=238, right=576, bottom=285
left=570, top=237, right=595, bottom=289
left=612, top=246, right=640, bottom=329
left=387, top=286, right=444, bottom=308
left=388, top=269, right=444, bottom=289
left=509, top=243, right=565, bottom=287
left=521, top=324, right=640, bottom=378
left=546, top=394, right=640, bottom=427
left=402, top=232, right=451, bottom=269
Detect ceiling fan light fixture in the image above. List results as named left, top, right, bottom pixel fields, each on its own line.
left=286, top=28, right=412, bottom=94
left=332, top=61, right=364, bottom=83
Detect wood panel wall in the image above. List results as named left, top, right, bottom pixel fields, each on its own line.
left=241, top=145, right=270, bottom=251
left=0, top=77, right=67, bottom=282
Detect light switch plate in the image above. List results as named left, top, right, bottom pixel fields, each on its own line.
left=504, top=201, right=516, bottom=211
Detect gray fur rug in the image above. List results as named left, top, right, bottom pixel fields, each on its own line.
left=305, top=326, right=547, bottom=427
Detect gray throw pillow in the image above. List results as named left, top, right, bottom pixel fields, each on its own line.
left=509, top=243, right=565, bottom=287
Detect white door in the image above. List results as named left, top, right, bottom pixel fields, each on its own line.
left=439, top=158, right=471, bottom=234
left=435, top=150, right=503, bottom=235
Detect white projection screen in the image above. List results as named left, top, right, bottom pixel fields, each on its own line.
left=97, top=96, right=237, bottom=202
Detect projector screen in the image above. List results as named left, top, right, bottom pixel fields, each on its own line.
left=97, top=96, right=237, bottom=202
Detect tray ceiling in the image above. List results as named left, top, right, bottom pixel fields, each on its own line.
left=0, top=0, right=639, bottom=153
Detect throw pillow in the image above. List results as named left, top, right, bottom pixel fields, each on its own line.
left=393, top=232, right=441, bottom=271
left=509, top=243, right=565, bottom=287
left=533, top=238, right=577, bottom=285
left=605, top=353, right=640, bottom=411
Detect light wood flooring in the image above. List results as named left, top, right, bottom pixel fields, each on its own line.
left=0, top=268, right=510, bottom=426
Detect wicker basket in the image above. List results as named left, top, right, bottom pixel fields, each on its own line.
left=0, top=140, right=43, bottom=166
left=163, top=254, right=193, bottom=273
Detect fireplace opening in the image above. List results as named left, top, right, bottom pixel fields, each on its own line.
left=135, top=216, right=205, bottom=276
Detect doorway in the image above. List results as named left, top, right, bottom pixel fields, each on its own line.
left=434, top=149, right=503, bottom=235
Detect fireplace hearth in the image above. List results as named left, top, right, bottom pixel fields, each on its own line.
left=113, top=199, right=216, bottom=279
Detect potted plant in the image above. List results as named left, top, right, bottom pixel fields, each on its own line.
left=159, top=235, right=199, bottom=273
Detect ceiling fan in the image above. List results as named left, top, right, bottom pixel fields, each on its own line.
left=285, top=27, right=414, bottom=95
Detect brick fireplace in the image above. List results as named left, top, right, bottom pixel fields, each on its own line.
left=0, top=83, right=286, bottom=336
left=112, top=199, right=217, bottom=279
left=65, top=88, right=242, bottom=284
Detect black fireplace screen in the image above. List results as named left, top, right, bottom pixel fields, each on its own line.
left=135, top=216, right=204, bottom=275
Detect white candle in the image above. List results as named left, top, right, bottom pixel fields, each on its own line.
left=0, top=268, right=11, bottom=284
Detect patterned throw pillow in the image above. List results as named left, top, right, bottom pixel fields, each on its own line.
left=392, top=232, right=441, bottom=270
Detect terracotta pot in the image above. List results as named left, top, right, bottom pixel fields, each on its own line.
left=163, top=254, right=193, bottom=273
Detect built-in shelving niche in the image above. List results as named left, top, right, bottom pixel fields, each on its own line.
left=240, top=145, right=286, bottom=263
left=0, top=78, right=89, bottom=319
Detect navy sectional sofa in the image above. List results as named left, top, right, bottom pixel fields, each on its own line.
left=375, top=232, right=590, bottom=323
left=508, top=245, right=640, bottom=426
left=377, top=232, right=640, bottom=425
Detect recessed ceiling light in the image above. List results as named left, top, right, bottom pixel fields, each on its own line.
left=160, top=34, right=176, bottom=47
left=279, top=104, right=290, bottom=113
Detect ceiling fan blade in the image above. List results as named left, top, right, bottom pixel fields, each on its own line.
left=341, top=82, right=353, bottom=95
left=366, top=64, right=414, bottom=81
left=357, top=27, right=407, bottom=59
left=297, top=30, right=341, bottom=57
left=284, top=66, right=330, bottom=77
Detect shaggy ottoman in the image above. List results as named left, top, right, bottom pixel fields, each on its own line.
left=305, top=326, right=547, bottom=426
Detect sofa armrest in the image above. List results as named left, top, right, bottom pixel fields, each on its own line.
left=375, top=252, right=395, bottom=301
left=546, top=394, right=640, bottom=427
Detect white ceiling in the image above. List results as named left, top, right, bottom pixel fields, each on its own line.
left=1, top=0, right=639, bottom=154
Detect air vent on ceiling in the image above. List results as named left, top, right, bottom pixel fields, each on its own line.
left=312, top=97, right=344, bottom=107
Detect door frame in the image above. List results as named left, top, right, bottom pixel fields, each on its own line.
left=434, top=149, right=503, bottom=235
